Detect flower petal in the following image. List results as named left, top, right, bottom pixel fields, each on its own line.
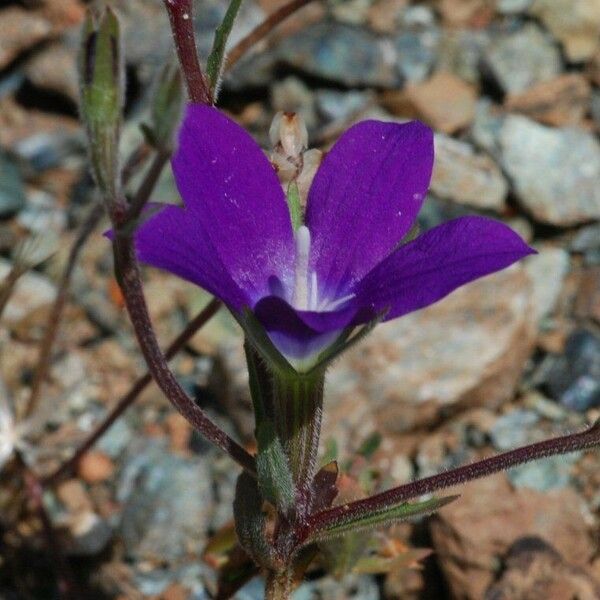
left=133, top=203, right=248, bottom=309
left=252, top=295, right=364, bottom=366
left=305, top=119, right=434, bottom=298
left=171, top=104, right=295, bottom=302
left=354, top=216, right=536, bottom=320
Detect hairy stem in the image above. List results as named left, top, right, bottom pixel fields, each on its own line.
left=265, top=569, right=293, bottom=600
left=20, top=455, right=80, bottom=599
left=226, top=0, right=319, bottom=71
left=301, top=420, right=600, bottom=543
left=24, top=203, right=105, bottom=419
left=126, top=148, right=171, bottom=222
left=43, top=298, right=221, bottom=486
left=112, top=234, right=255, bottom=474
left=163, top=0, right=212, bottom=104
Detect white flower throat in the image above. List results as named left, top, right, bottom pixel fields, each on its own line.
left=291, top=225, right=354, bottom=312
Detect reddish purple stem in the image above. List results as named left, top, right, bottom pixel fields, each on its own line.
left=300, top=419, right=600, bottom=543
left=163, top=0, right=212, bottom=104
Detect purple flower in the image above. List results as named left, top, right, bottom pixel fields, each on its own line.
left=132, top=105, right=534, bottom=370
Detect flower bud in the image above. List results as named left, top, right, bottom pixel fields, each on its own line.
left=143, top=61, right=183, bottom=150
left=79, top=6, right=124, bottom=201
left=269, top=111, right=308, bottom=158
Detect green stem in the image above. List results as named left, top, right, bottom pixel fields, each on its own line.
left=246, top=344, right=324, bottom=518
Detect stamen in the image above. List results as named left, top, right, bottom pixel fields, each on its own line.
left=293, top=225, right=311, bottom=310
left=310, top=272, right=318, bottom=312
left=319, top=292, right=355, bottom=311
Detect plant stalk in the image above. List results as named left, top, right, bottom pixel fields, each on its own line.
left=43, top=298, right=221, bottom=486
left=112, top=233, right=255, bottom=474
left=301, top=419, right=600, bottom=543
left=265, top=569, right=293, bottom=600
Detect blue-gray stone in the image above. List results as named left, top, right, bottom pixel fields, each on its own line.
left=546, top=329, right=600, bottom=412
left=483, top=23, right=562, bottom=93
left=0, top=151, right=26, bottom=217
left=118, top=439, right=213, bottom=562
left=394, top=28, right=440, bottom=83
left=277, top=21, right=400, bottom=88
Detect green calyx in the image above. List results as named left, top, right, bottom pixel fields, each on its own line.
left=79, top=6, right=124, bottom=199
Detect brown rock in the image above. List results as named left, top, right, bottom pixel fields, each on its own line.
left=430, top=475, right=594, bottom=600
left=367, top=0, right=408, bottom=33
left=431, top=134, right=508, bottom=211
left=437, top=0, right=495, bottom=27
left=25, top=42, right=78, bottom=103
left=575, top=267, right=600, bottom=323
left=504, top=74, right=592, bottom=127
left=588, top=48, right=600, bottom=86
left=56, top=479, right=94, bottom=513
left=382, top=72, right=477, bottom=134
left=165, top=413, right=192, bottom=454
left=0, top=8, right=52, bottom=70
left=77, top=451, right=115, bottom=484
left=324, top=267, right=535, bottom=440
left=531, top=0, right=600, bottom=62
left=485, top=537, right=600, bottom=600
left=0, top=1, right=83, bottom=70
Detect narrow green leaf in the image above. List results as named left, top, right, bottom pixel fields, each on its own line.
left=147, top=61, right=183, bottom=150
left=233, top=472, right=275, bottom=568
left=207, top=0, right=244, bottom=94
left=286, top=181, right=303, bottom=231
left=308, top=495, right=459, bottom=543
left=255, top=420, right=296, bottom=514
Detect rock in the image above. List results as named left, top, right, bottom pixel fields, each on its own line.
left=483, top=24, right=562, bottom=94
left=572, top=223, right=600, bottom=253
left=575, top=267, right=600, bottom=323
left=394, top=27, right=441, bottom=83
left=486, top=537, right=600, bottom=600
left=489, top=409, right=578, bottom=490
left=430, top=134, right=508, bottom=211
left=277, top=20, right=400, bottom=88
left=0, top=151, right=26, bottom=217
left=523, top=247, right=570, bottom=322
left=65, top=510, right=113, bottom=556
left=24, top=41, right=78, bottom=104
left=294, top=575, right=379, bottom=599
left=490, top=409, right=540, bottom=449
left=0, top=258, right=56, bottom=324
left=545, top=329, right=600, bottom=411
left=470, top=99, right=506, bottom=156
left=499, top=115, right=600, bottom=226
left=437, top=0, right=495, bottom=26
left=316, top=90, right=372, bottom=124
left=324, top=267, right=535, bottom=438
left=381, top=71, right=477, bottom=134
left=497, top=0, right=534, bottom=12
left=331, top=0, right=371, bottom=25
left=589, top=49, right=600, bottom=86
left=77, top=451, right=115, bottom=484
left=504, top=74, right=592, bottom=126
left=437, top=29, right=491, bottom=84
left=592, top=89, right=600, bottom=127
left=530, top=0, right=600, bottom=62
left=0, top=7, right=52, bottom=69
left=118, top=439, right=213, bottom=562
left=430, top=475, right=594, bottom=600
left=367, top=0, right=409, bottom=34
